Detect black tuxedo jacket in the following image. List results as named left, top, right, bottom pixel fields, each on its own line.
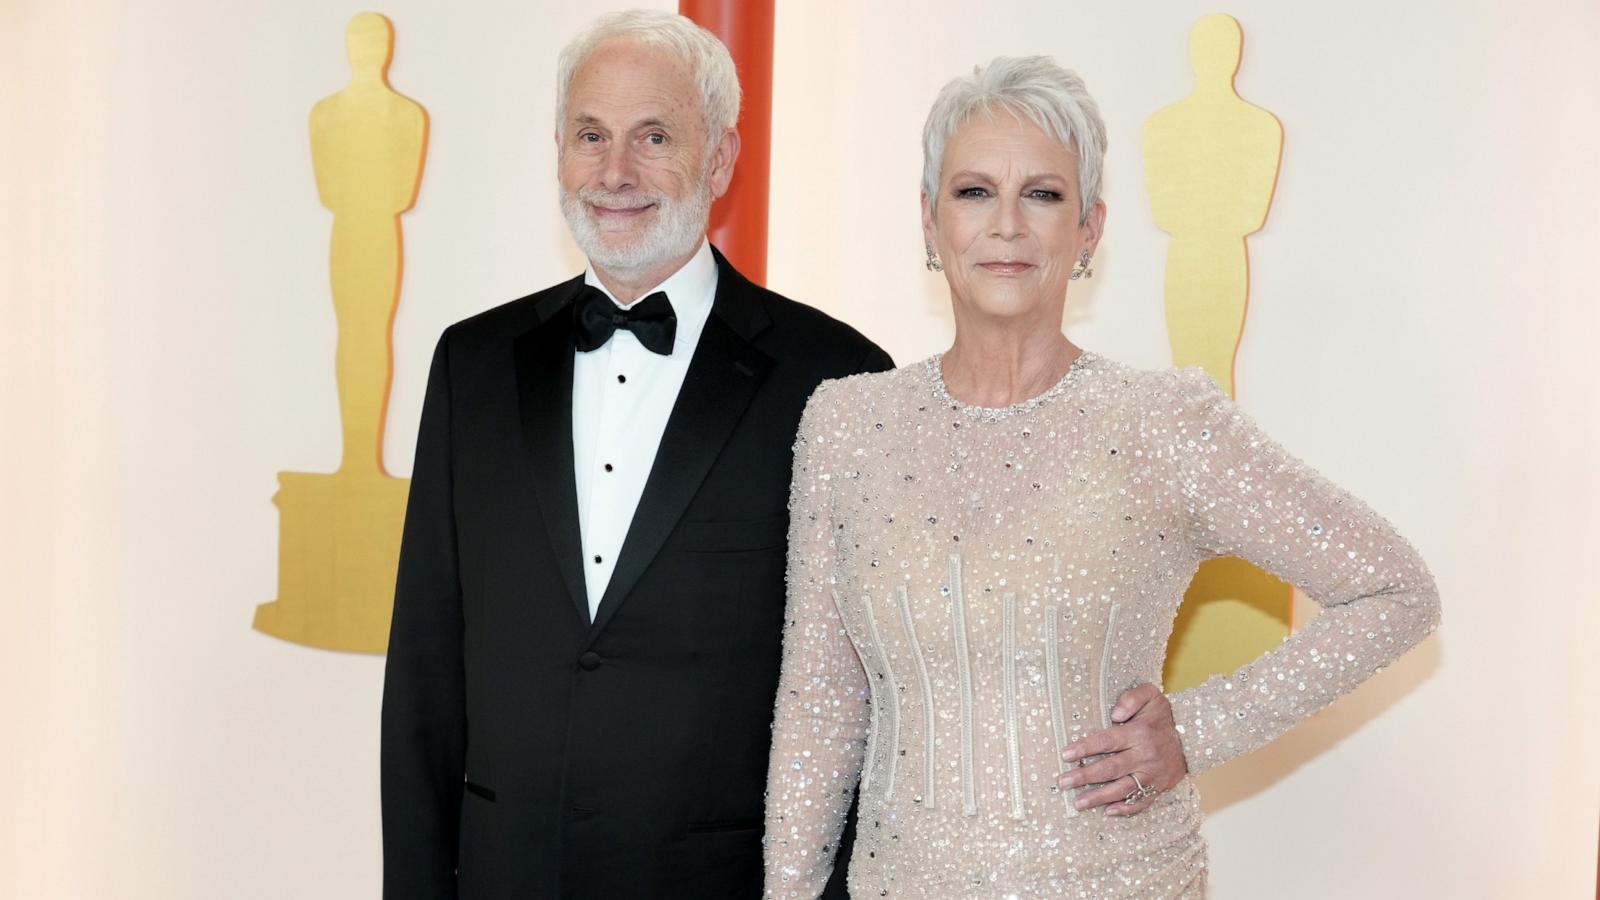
left=381, top=248, right=892, bottom=899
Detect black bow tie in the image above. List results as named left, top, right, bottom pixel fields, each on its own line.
left=572, top=286, right=677, bottom=355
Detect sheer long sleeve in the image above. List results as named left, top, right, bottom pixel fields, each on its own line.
left=763, top=385, right=872, bottom=899
left=1164, top=368, right=1440, bottom=776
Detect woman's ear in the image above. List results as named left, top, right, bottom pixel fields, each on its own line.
left=1082, top=197, right=1107, bottom=256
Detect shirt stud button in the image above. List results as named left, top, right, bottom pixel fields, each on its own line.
left=604, top=463, right=614, bottom=472
left=593, top=555, right=602, bottom=564
left=616, top=374, right=627, bottom=384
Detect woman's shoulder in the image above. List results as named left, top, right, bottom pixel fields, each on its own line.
left=803, top=357, right=934, bottom=416
left=1076, top=353, right=1228, bottom=410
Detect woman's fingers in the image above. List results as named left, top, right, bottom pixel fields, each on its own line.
left=1061, top=723, right=1133, bottom=764
left=1055, top=754, right=1124, bottom=790
left=1070, top=774, right=1140, bottom=812
left=1110, top=682, right=1162, bottom=724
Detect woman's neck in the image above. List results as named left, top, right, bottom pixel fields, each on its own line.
left=940, top=326, right=1080, bottom=408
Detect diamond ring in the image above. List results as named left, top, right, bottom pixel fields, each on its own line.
left=1123, top=771, right=1159, bottom=805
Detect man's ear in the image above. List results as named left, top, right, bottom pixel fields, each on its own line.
left=707, top=128, right=742, bottom=200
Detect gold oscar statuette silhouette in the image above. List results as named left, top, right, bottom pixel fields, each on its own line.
left=1144, top=13, right=1294, bottom=692
left=254, top=12, right=428, bottom=654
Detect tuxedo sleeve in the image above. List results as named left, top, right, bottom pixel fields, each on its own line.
left=381, top=332, right=466, bottom=899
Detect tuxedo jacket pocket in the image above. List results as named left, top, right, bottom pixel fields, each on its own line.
left=464, top=780, right=497, bottom=802
left=677, top=516, right=788, bottom=554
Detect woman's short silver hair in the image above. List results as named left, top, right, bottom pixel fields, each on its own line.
left=922, top=56, right=1108, bottom=224
left=556, top=10, right=741, bottom=139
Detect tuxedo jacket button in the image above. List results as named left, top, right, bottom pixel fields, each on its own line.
left=578, top=651, right=603, bottom=671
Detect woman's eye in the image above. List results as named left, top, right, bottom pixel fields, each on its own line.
left=955, top=186, right=990, bottom=198
left=1027, top=189, right=1064, bottom=201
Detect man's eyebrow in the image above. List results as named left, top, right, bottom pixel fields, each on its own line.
left=568, top=114, right=676, bottom=131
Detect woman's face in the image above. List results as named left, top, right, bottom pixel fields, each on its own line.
left=923, top=114, right=1105, bottom=325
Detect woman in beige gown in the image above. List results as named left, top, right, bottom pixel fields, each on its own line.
left=761, top=57, right=1438, bottom=899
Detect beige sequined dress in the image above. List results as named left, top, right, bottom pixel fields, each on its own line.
left=762, top=352, right=1438, bottom=899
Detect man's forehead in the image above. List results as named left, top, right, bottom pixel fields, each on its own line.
left=581, top=35, right=683, bottom=70
left=571, top=38, right=692, bottom=91
left=566, top=43, right=697, bottom=128
left=567, top=108, right=683, bottom=130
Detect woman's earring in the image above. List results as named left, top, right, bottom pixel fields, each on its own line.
left=1070, top=249, right=1094, bottom=280
left=925, top=243, right=943, bottom=272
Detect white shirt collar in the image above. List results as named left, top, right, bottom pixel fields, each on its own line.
left=581, top=240, right=718, bottom=353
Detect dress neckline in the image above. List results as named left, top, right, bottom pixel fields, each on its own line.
left=926, top=349, right=1097, bottom=422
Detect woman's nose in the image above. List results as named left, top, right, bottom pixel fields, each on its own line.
left=990, top=196, right=1026, bottom=240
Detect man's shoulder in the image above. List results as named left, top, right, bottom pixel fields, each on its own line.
left=754, top=283, right=870, bottom=344
left=438, top=274, right=583, bottom=350
left=742, top=281, right=889, bottom=373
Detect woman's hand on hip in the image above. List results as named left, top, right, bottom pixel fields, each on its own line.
left=1056, top=684, right=1188, bottom=817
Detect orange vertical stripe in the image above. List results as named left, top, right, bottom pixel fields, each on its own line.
left=679, top=0, right=774, bottom=286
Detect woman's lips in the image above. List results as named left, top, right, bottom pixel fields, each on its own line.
left=978, top=261, right=1034, bottom=275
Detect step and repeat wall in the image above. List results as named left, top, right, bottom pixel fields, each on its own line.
left=2, top=0, right=1597, bottom=897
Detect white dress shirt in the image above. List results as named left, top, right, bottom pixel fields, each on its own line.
left=571, top=241, right=718, bottom=620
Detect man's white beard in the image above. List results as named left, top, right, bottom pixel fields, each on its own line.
left=561, top=179, right=712, bottom=283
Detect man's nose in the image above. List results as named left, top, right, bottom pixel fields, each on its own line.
left=597, top=142, right=638, bottom=193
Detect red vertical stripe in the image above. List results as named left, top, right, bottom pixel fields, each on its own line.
left=679, top=0, right=774, bottom=286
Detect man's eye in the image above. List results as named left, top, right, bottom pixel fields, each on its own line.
left=578, top=132, right=602, bottom=143
left=644, top=133, right=667, bottom=145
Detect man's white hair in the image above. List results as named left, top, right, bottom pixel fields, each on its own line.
left=921, top=56, right=1108, bottom=224
left=556, top=9, right=741, bottom=137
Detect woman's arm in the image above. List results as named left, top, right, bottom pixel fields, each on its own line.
left=1165, top=368, right=1441, bottom=776
left=762, top=384, right=872, bottom=900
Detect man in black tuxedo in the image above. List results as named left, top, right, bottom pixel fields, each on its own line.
left=380, top=10, right=889, bottom=899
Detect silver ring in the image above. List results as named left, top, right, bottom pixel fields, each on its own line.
left=1123, top=771, right=1158, bottom=805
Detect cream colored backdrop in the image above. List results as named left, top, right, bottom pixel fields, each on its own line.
left=3, top=1, right=1597, bottom=897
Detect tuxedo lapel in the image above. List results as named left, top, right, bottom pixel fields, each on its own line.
left=513, top=279, right=590, bottom=625
left=586, top=252, right=774, bottom=641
